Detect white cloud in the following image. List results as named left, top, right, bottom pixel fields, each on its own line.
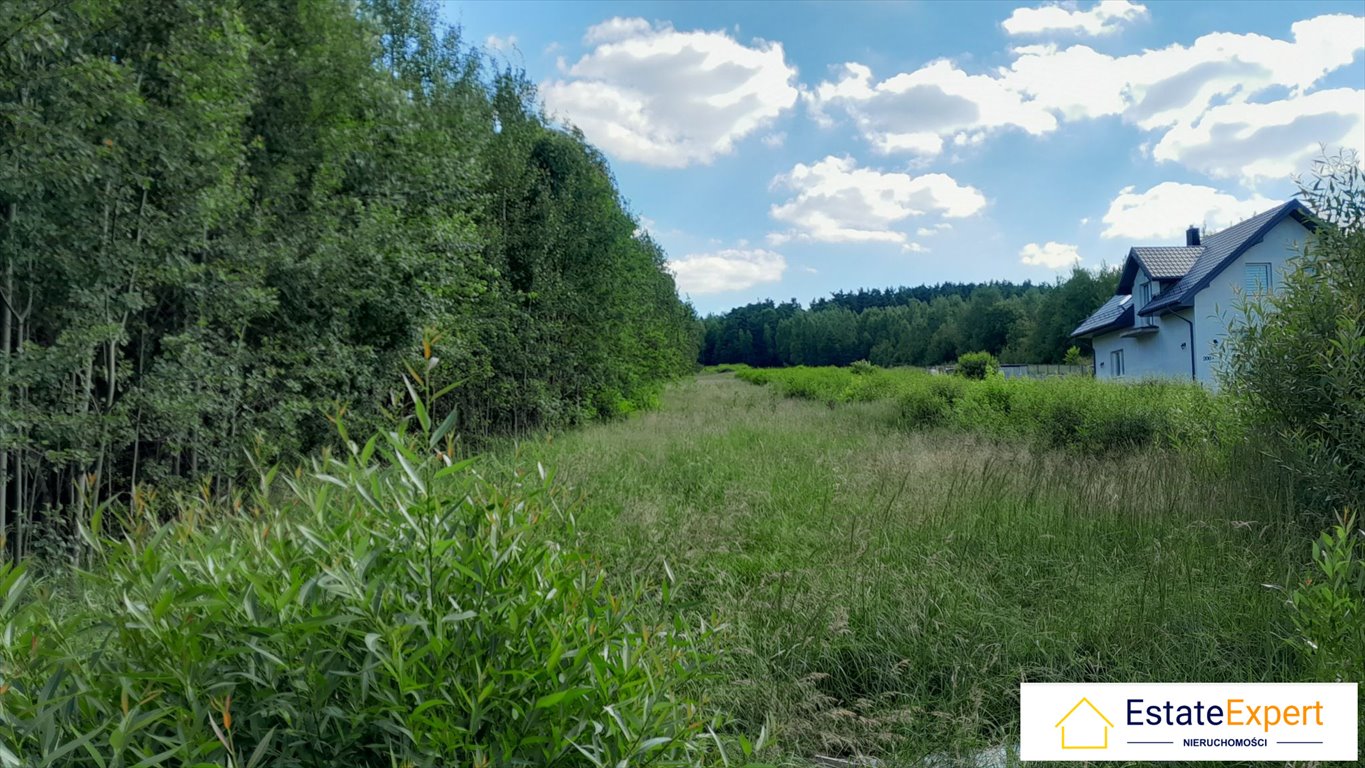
left=1152, top=88, right=1365, bottom=183
left=668, top=249, right=787, bottom=294
left=761, top=131, right=787, bottom=148
left=1003, top=1, right=1148, bottom=37
left=541, top=18, right=799, bottom=168
left=1101, top=182, right=1279, bottom=240
left=999, top=13, right=1365, bottom=181
left=768, top=156, right=985, bottom=246
left=1019, top=241, right=1081, bottom=268
left=1004, top=16, right=1365, bottom=127
left=809, top=60, right=1056, bottom=157
left=485, top=34, right=518, bottom=53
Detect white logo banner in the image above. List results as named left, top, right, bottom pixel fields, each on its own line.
left=1020, top=682, right=1358, bottom=762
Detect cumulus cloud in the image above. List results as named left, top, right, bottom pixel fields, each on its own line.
left=1019, top=241, right=1081, bottom=268
left=1003, top=1, right=1148, bottom=37
left=814, top=12, right=1362, bottom=176
left=809, top=60, right=1056, bottom=157
left=541, top=18, right=799, bottom=168
left=1152, top=88, right=1365, bottom=183
left=1101, top=182, right=1279, bottom=240
left=1000, top=14, right=1365, bottom=180
left=767, top=156, right=985, bottom=247
left=667, top=249, right=787, bottom=294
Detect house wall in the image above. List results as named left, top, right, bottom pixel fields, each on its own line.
left=1193, top=216, right=1310, bottom=386
left=1091, top=309, right=1194, bottom=382
left=1092, top=271, right=1194, bottom=382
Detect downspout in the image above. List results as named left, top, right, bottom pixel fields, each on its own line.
left=1168, top=310, right=1197, bottom=381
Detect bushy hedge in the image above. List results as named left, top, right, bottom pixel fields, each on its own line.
left=733, top=364, right=1236, bottom=453
left=955, top=351, right=999, bottom=380
left=0, top=384, right=729, bottom=766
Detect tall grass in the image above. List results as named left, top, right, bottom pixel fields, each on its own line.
left=509, top=374, right=1307, bottom=762
left=738, top=365, right=1238, bottom=454
left=0, top=375, right=742, bottom=766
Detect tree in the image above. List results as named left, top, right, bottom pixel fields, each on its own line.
left=1224, top=150, right=1365, bottom=511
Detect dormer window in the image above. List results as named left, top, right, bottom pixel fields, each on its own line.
left=1138, top=281, right=1155, bottom=326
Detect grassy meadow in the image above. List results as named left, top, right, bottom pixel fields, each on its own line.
left=505, top=371, right=1312, bottom=763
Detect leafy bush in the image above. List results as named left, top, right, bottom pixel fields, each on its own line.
left=1224, top=151, right=1365, bottom=511
left=956, top=351, right=999, bottom=380
left=0, top=371, right=730, bottom=766
left=849, top=359, right=876, bottom=376
left=1282, top=512, right=1365, bottom=682
left=737, top=366, right=1232, bottom=453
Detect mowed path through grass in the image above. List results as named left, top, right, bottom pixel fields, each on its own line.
left=508, top=374, right=1306, bottom=762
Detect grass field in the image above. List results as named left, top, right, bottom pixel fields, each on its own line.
left=507, top=372, right=1309, bottom=763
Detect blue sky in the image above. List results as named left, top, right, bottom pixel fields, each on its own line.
left=439, top=0, right=1365, bottom=315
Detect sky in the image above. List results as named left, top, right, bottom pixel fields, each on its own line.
left=439, top=0, right=1365, bottom=315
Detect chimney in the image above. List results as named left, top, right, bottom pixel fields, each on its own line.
left=1186, top=225, right=1201, bottom=247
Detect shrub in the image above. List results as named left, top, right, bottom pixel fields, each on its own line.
left=0, top=372, right=728, bottom=766
left=956, top=351, right=999, bottom=380
left=849, top=359, right=876, bottom=376
left=898, top=384, right=952, bottom=427
left=1224, top=150, right=1365, bottom=511
left=1283, top=511, right=1365, bottom=682
left=1063, top=345, right=1082, bottom=366
left=741, top=365, right=1230, bottom=453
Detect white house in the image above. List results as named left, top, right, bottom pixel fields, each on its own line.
left=1071, top=200, right=1315, bottom=387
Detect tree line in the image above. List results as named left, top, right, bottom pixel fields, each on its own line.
left=700, top=269, right=1119, bottom=368
left=0, top=0, right=699, bottom=558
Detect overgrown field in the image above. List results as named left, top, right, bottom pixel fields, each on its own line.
left=731, top=364, right=1237, bottom=454
left=509, top=373, right=1311, bottom=762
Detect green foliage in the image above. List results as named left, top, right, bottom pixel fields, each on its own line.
left=1063, top=345, right=1082, bottom=366
left=955, top=351, right=999, bottom=380
left=0, top=0, right=699, bottom=557
left=1282, top=512, right=1365, bottom=682
left=515, top=374, right=1304, bottom=759
left=1224, top=150, right=1365, bottom=512
left=734, top=365, right=1234, bottom=454
left=699, top=268, right=1119, bottom=368
left=0, top=369, right=732, bottom=766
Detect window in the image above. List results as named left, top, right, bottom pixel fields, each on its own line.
left=1110, top=349, right=1125, bottom=378
left=1138, top=281, right=1154, bottom=326
left=1244, top=263, right=1271, bottom=294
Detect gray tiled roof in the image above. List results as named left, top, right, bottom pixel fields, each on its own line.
left=1131, top=246, right=1202, bottom=280
left=1139, top=200, right=1310, bottom=316
left=1071, top=294, right=1133, bottom=337
left=1073, top=199, right=1314, bottom=337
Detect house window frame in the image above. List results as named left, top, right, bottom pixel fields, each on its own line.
left=1244, top=262, right=1272, bottom=295
left=1110, top=348, right=1125, bottom=378
left=1138, top=281, right=1155, bottom=326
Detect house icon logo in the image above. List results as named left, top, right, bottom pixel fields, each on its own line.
left=1055, top=697, right=1114, bottom=749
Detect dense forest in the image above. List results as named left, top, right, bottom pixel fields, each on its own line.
left=699, top=268, right=1119, bottom=368
left=0, top=0, right=699, bottom=557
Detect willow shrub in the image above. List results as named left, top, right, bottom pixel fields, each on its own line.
left=0, top=368, right=736, bottom=767
left=729, top=363, right=1234, bottom=453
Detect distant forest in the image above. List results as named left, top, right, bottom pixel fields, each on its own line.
left=0, top=0, right=698, bottom=529
left=700, top=268, right=1120, bottom=367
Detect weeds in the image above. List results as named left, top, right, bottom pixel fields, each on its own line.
left=738, top=364, right=1237, bottom=454
left=513, top=374, right=1306, bottom=761
left=0, top=363, right=742, bottom=766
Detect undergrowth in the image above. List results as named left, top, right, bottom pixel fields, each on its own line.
left=736, top=364, right=1238, bottom=454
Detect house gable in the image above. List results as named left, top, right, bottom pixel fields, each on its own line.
left=1138, top=200, right=1314, bottom=317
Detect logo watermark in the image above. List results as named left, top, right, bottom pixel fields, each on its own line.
left=1020, top=682, right=1358, bottom=761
